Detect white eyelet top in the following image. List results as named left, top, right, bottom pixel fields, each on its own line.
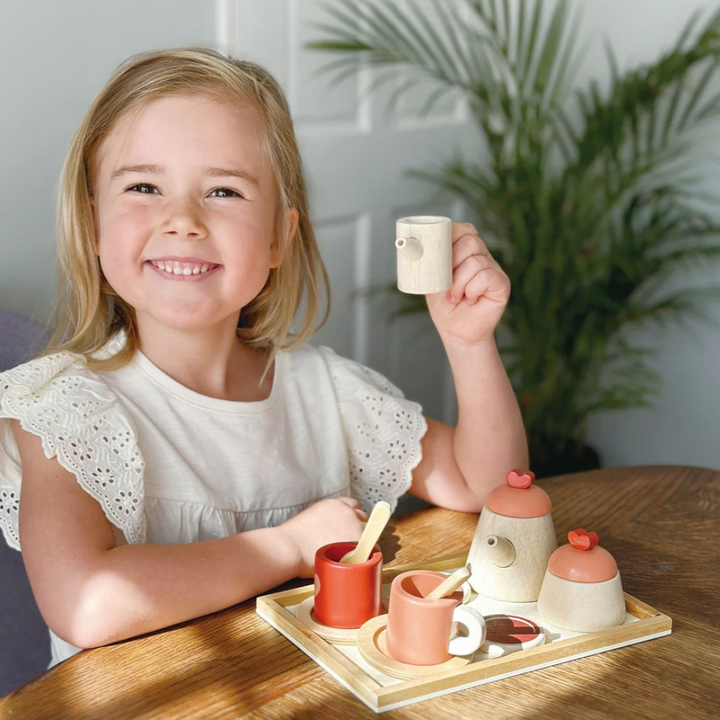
left=0, top=331, right=427, bottom=666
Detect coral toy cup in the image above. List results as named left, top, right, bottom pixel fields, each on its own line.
left=386, top=571, right=486, bottom=666
left=314, top=542, right=383, bottom=629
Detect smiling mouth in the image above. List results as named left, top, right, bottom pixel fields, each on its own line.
left=147, top=259, right=221, bottom=276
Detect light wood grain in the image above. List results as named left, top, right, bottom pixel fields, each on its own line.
left=294, top=598, right=360, bottom=645
left=396, top=216, right=452, bottom=294
left=468, top=510, right=557, bottom=601
left=424, top=566, right=470, bottom=600
left=537, top=570, right=626, bottom=632
left=340, top=501, right=391, bottom=563
left=1, top=466, right=718, bottom=719
left=355, top=615, right=471, bottom=681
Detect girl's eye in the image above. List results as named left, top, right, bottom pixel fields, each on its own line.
left=126, top=184, right=243, bottom=199
left=128, top=183, right=158, bottom=194
left=209, top=187, right=243, bottom=198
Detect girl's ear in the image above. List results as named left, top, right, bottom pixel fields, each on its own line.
left=270, top=207, right=299, bottom=269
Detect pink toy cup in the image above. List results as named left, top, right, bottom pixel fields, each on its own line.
left=314, top=542, right=383, bottom=629
left=386, top=570, right=486, bottom=665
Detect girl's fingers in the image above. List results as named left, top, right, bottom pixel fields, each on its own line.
left=452, top=234, right=490, bottom=270
left=337, top=497, right=361, bottom=509
left=336, top=497, right=370, bottom=521
left=451, top=222, right=478, bottom=244
left=463, top=267, right=511, bottom=305
left=448, top=253, right=498, bottom=302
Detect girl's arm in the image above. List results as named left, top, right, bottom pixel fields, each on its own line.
left=409, top=338, right=528, bottom=512
left=407, top=223, right=528, bottom=512
left=12, top=419, right=364, bottom=649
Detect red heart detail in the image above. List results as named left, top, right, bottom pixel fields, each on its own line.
left=568, top=528, right=599, bottom=551
left=507, top=469, right=535, bottom=489
left=568, top=531, right=590, bottom=550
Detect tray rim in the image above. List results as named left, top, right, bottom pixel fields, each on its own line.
left=255, top=552, right=672, bottom=713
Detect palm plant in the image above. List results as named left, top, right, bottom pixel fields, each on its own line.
left=308, top=0, right=720, bottom=476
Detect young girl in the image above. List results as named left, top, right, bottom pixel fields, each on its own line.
left=0, top=48, right=527, bottom=668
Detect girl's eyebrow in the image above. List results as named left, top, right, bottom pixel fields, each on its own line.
left=110, top=163, right=259, bottom=185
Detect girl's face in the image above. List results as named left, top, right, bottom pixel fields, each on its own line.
left=91, top=93, right=297, bottom=334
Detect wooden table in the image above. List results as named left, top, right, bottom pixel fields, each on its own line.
left=1, top=466, right=718, bottom=719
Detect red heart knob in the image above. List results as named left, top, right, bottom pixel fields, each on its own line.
left=568, top=528, right=599, bottom=551
left=507, top=469, right=535, bottom=489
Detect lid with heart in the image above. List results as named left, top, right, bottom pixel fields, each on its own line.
left=485, top=469, right=553, bottom=518
left=547, top=529, right=618, bottom=582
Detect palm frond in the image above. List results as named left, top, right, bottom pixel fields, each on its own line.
left=307, top=0, right=720, bottom=448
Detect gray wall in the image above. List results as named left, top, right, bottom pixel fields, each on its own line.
left=577, top=0, right=720, bottom=471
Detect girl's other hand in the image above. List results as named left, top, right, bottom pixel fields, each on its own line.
left=277, top=497, right=368, bottom=577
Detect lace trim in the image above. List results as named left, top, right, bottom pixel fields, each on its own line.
left=0, top=351, right=146, bottom=547
left=0, top=485, right=20, bottom=549
left=320, top=347, right=428, bottom=513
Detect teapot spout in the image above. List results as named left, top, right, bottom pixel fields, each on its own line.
left=486, top=535, right=515, bottom=568
left=395, top=236, right=424, bottom=262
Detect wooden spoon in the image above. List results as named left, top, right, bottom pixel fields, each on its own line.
left=340, top=501, right=392, bottom=564
left=425, top=565, right=472, bottom=600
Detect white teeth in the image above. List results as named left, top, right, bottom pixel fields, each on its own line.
left=150, top=260, right=216, bottom=275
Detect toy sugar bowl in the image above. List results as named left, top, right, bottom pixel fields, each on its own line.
left=538, top=529, right=626, bottom=632
left=467, top=470, right=557, bottom=602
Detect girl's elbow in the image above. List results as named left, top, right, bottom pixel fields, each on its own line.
left=39, top=585, right=125, bottom=649
left=43, top=607, right=114, bottom=650
left=51, top=624, right=99, bottom=650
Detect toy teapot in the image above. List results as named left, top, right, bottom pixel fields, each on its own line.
left=395, top=216, right=452, bottom=294
left=466, top=470, right=557, bottom=602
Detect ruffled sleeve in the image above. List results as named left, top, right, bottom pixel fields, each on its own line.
left=317, top=346, right=428, bottom=513
left=0, top=350, right=146, bottom=551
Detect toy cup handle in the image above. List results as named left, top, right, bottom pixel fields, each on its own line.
left=448, top=606, right=486, bottom=657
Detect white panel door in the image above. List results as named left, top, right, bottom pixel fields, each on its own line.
left=216, top=0, right=481, bottom=423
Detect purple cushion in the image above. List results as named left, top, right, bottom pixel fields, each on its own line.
left=0, top=310, right=53, bottom=695
left=0, top=311, right=51, bottom=373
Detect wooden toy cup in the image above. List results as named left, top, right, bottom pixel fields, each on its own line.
left=314, top=542, right=383, bottom=629
left=395, top=216, right=453, bottom=294
left=386, top=570, right=486, bottom=666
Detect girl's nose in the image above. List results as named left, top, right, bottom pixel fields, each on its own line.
left=162, top=200, right=208, bottom=239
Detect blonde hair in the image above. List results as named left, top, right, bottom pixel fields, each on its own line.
left=41, top=47, right=329, bottom=371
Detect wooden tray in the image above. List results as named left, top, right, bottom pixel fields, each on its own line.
left=256, top=553, right=672, bottom=713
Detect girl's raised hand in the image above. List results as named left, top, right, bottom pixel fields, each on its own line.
left=277, top=497, right=368, bottom=577
left=426, top=222, right=510, bottom=346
